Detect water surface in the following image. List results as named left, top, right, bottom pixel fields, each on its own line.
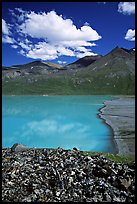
left=2, top=95, right=116, bottom=153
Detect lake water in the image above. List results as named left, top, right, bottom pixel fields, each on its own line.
left=2, top=95, right=117, bottom=153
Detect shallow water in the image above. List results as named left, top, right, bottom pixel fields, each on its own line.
left=2, top=95, right=117, bottom=153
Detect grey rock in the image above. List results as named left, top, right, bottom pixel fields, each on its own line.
left=2, top=146, right=135, bottom=202
left=11, top=143, right=29, bottom=152
left=73, top=147, right=80, bottom=151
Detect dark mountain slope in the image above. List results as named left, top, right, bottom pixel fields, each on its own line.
left=65, top=55, right=102, bottom=69
left=87, top=46, right=135, bottom=73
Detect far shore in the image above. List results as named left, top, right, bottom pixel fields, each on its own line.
left=99, top=95, right=135, bottom=157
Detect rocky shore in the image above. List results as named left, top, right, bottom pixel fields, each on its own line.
left=2, top=144, right=135, bottom=202
left=99, top=96, right=135, bottom=157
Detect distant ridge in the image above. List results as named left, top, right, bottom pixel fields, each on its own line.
left=10, top=60, right=62, bottom=70
left=2, top=46, right=135, bottom=95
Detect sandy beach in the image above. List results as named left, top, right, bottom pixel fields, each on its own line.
left=99, top=96, right=135, bottom=157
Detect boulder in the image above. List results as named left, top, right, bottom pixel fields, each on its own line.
left=11, top=143, right=29, bottom=152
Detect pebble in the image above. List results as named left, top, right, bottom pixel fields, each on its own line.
left=2, top=144, right=135, bottom=202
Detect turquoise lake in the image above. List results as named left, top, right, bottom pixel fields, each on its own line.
left=2, top=96, right=117, bottom=153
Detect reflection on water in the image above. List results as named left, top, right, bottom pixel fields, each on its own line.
left=2, top=95, right=117, bottom=153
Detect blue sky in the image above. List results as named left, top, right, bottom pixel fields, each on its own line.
left=2, top=2, right=135, bottom=66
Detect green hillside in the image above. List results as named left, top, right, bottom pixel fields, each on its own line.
left=2, top=47, right=135, bottom=95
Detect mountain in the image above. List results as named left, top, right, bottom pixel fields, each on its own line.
left=65, top=55, right=102, bottom=69
left=129, top=48, right=135, bottom=55
left=85, top=46, right=135, bottom=73
left=72, top=46, right=135, bottom=94
left=5, top=60, right=62, bottom=70
left=2, top=66, right=9, bottom=70
left=2, top=46, right=135, bottom=95
left=16, top=60, right=62, bottom=69
left=2, top=61, right=63, bottom=79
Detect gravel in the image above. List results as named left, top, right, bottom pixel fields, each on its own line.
left=2, top=144, right=135, bottom=202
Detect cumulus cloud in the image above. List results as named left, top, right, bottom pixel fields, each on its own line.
left=26, top=49, right=58, bottom=60
left=59, top=41, right=96, bottom=48
left=2, top=18, right=16, bottom=44
left=9, top=8, right=27, bottom=22
left=18, top=42, right=32, bottom=50
left=3, top=9, right=102, bottom=60
left=76, top=51, right=98, bottom=58
left=57, top=46, right=75, bottom=56
left=18, top=49, right=25, bottom=56
left=2, top=35, right=15, bottom=44
left=125, top=29, right=135, bottom=41
left=15, top=7, right=25, bottom=13
left=11, top=44, right=18, bottom=49
left=118, top=2, right=135, bottom=15
left=19, top=10, right=101, bottom=42
left=25, top=42, right=57, bottom=60
left=2, top=19, right=9, bottom=35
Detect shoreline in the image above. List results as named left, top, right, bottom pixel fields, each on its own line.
left=97, top=102, right=119, bottom=155
left=99, top=96, right=135, bottom=157
left=2, top=95, right=134, bottom=156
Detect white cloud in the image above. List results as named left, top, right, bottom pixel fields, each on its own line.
left=26, top=50, right=58, bottom=61
left=15, top=7, right=25, bottom=13
left=2, top=18, right=16, bottom=45
left=9, top=9, right=17, bottom=17
left=76, top=51, right=98, bottom=58
left=60, top=40, right=96, bottom=48
left=76, top=46, right=90, bottom=52
left=58, top=60, right=67, bottom=64
left=2, top=35, right=15, bottom=44
left=118, top=2, right=135, bottom=15
left=11, top=44, right=18, bottom=49
left=35, top=42, right=57, bottom=55
left=25, top=38, right=32, bottom=44
left=84, top=22, right=90, bottom=26
left=2, top=19, right=9, bottom=35
left=19, top=10, right=102, bottom=42
left=10, top=8, right=27, bottom=22
left=25, top=42, right=58, bottom=60
left=125, top=29, right=135, bottom=41
left=4, top=9, right=101, bottom=60
left=57, top=46, right=75, bottom=56
left=25, top=42, right=74, bottom=60
left=22, top=42, right=98, bottom=60
left=20, top=41, right=98, bottom=60
left=18, top=42, right=32, bottom=50
left=18, top=50, right=25, bottom=55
